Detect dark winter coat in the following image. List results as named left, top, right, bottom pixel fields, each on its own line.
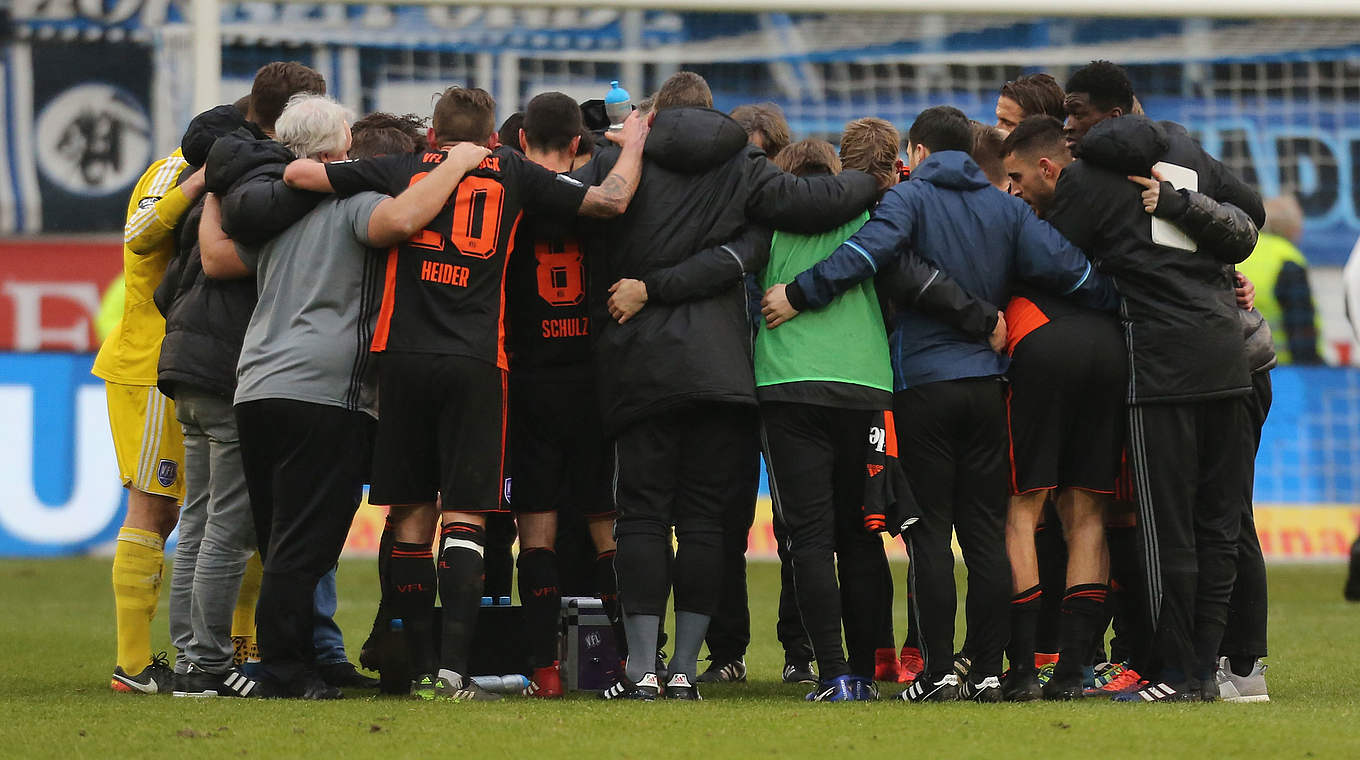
left=577, top=106, right=880, bottom=433
left=1053, top=115, right=1266, bottom=403
left=156, top=125, right=300, bottom=399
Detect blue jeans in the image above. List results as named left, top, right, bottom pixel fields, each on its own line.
left=313, top=567, right=348, bottom=665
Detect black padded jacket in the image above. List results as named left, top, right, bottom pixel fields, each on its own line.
left=577, top=107, right=880, bottom=433
left=1049, top=115, right=1265, bottom=404
left=155, top=126, right=303, bottom=399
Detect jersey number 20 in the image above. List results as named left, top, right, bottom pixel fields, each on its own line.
left=406, top=173, right=506, bottom=259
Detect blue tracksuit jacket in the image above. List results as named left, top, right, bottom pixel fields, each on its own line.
left=790, top=150, right=1119, bottom=391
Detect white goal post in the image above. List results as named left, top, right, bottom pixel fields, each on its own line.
left=185, top=0, right=1360, bottom=112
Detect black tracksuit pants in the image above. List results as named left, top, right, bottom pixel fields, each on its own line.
left=1127, top=394, right=1252, bottom=685
left=237, top=398, right=374, bottom=686
left=613, top=402, right=758, bottom=618
left=895, top=377, right=1011, bottom=680
left=761, top=402, right=889, bottom=680
left=1221, top=371, right=1271, bottom=661
left=702, top=453, right=814, bottom=663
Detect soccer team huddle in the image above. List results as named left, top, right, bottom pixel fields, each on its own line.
left=97, top=57, right=1272, bottom=705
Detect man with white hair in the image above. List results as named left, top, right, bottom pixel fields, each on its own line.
left=199, top=94, right=491, bottom=698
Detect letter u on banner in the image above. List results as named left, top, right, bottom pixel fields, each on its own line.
left=0, top=384, right=123, bottom=549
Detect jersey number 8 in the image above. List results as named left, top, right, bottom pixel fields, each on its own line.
left=534, top=240, right=585, bottom=307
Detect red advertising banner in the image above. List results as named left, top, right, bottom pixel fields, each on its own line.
left=0, top=238, right=123, bottom=351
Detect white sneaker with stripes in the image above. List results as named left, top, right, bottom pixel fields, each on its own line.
left=599, top=672, right=660, bottom=701
left=173, top=664, right=261, bottom=698
left=899, top=673, right=960, bottom=702
left=1111, top=680, right=1198, bottom=703
left=696, top=657, right=747, bottom=684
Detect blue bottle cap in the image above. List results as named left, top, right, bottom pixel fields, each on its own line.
left=605, top=80, right=630, bottom=104
left=389, top=618, right=404, bottom=630
left=498, top=596, right=512, bottom=606
left=481, top=596, right=494, bottom=606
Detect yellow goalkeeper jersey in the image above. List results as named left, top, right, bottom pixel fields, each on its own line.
left=92, top=150, right=193, bottom=385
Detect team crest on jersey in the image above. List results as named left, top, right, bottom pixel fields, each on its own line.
left=157, top=459, right=178, bottom=487
left=137, top=196, right=160, bottom=210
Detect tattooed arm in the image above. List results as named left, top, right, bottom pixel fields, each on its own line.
left=578, top=111, right=648, bottom=218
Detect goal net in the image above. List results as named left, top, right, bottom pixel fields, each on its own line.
left=9, top=3, right=1360, bottom=266
left=204, top=9, right=1360, bottom=265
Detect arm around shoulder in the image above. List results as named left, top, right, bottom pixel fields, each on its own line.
left=578, top=112, right=649, bottom=219
left=125, top=166, right=206, bottom=254
left=283, top=159, right=333, bottom=193
left=199, top=193, right=251, bottom=280
left=746, top=162, right=878, bottom=233
left=1155, top=187, right=1258, bottom=265
left=366, top=142, right=489, bottom=247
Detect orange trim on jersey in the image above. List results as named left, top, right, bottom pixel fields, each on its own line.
left=1003, top=296, right=1050, bottom=356
left=1005, top=385, right=1020, bottom=494
left=495, top=211, right=524, bottom=371
left=1114, top=447, right=1135, bottom=502
left=1015, top=485, right=1058, bottom=496
left=882, top=410, right=898, bottom=458
left=498, top=368, right=508, bottom=503
left=371, top=247, right=400, bottom=352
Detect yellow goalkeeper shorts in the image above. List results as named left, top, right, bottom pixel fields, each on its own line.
left=105, top=382, right=185, bottom=501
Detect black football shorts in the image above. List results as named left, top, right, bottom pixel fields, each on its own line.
left=1007, top=314, right=1127, bottom=494
left=506, top=372, right=613, bottom=518
left=369, top=351, right=507, bottom=512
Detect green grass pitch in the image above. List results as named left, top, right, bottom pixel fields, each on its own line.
left=0, top=558, right=1356, bottom=759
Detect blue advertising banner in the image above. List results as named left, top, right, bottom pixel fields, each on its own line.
left=0, top=352, right=125, bottom=556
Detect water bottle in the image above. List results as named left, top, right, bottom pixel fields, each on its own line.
left=378, top=618, right=413, bottom=695
left=471, top=674, right=531, bottom=693
left=605, top=80, right=632, bottom=131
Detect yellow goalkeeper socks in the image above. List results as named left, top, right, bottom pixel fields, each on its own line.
left=231, top=552, right=263, bottom=664
left=111, top=527, right=165, bottom=674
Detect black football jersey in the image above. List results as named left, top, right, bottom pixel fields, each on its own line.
left=325, top=145, right=588, bottom=368
left=504, top=213, right=592, bottom=372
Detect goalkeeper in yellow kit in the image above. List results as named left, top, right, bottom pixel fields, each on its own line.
left=93, top=148, right=203, bottom=693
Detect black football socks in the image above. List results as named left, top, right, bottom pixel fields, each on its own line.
left=1006, top=584, right=1042, bottom=673
left=436, top=521, right=486, bottom=684
left=517, top=548, right=561, bottom=670
left=388, top=540, right=437, bottom=673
